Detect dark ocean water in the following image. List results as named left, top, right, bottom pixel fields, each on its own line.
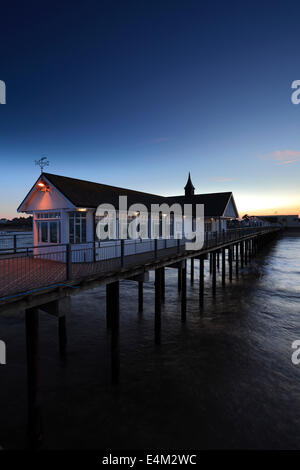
left=0, top=233, right=300, bottom=450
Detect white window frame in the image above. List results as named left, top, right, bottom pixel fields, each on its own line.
left=69, top=211, right=87, bottom=244
left=35, top=211, right=61, bottom=244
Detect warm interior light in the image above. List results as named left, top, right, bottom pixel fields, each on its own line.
left=78, top=208, right=87, bottom=212
left=37, top=182, right=45, bottom=187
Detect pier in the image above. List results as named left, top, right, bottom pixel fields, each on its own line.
left=0, top=226, right=280, bottom=447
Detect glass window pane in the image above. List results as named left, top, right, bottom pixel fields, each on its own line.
left=41, top=222, right=48, bottom=242
left=68, top=212, right=87, bottom=244
left=75, top=224, right=81, bottom=243
left=82, top=218, right=86, bottom=242
left=50, top=222, right=58, bottom=243
left=69, top=216, right=74, bottom=243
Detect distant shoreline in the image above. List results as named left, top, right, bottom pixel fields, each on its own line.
left=0, top=226, right=32, bottom=233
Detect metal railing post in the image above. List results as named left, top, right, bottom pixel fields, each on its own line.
left=13, top=234, right=17, bottom=254
left=66, top=244, right=72, bottom=281
left=121, top=239, right=125, bottom=267
left=155, top=239, right=158, bottom=259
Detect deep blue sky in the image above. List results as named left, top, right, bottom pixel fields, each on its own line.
left=1, top=0, right=300, bottom=217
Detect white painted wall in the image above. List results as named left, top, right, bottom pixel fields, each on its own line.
left=22, top=186, right=72, bottom=212
left=224, top=197, right=238, bottom=218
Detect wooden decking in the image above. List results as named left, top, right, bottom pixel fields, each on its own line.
left=0, top=245, right=181, bottom=298
left=0, top=257, right=66, bottom=298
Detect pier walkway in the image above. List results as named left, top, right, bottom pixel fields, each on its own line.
left=0, top=226, right=280, bottom=314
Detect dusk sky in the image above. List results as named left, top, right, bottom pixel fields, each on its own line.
left=0, top=0, right=300, bottom=218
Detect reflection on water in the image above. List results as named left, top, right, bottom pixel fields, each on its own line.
left=0, top=234, right=300, bottom=449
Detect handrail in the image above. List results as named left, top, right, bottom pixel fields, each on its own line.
left=0, top=226, right=280, bottom=254
left=0, top=226, right=281, bottom=300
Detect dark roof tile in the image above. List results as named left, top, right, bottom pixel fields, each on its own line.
left=42, top=173, right=234, bottom=217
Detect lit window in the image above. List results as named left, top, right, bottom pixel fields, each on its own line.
left=37, top=217, right=61, bottom=243
left=69, top=211, right=87, bottom=244
left=36, top=212, right=60, bottom=219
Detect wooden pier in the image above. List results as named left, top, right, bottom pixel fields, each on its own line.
left=0, top=226, right=280, bottom=447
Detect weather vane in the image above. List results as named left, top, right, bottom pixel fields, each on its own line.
left=35, top=156, right=50, bottom=173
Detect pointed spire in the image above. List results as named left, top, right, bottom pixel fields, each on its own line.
left=184, top=172, right=195, bottom=196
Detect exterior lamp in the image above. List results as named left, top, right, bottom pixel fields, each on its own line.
left=37, top=181, right=50, bottom=192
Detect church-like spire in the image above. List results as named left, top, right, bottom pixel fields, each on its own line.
left=184, top=172, right=195, bottom=196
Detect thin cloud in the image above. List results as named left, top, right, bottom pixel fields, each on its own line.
left=261, top=149, right=300, bottom=165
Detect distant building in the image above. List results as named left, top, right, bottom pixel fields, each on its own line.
left=257, top=215, right=300, bottom=229
left=17, top=172, right=239, bottom=248
left=239, top=215, right=271, bottom=228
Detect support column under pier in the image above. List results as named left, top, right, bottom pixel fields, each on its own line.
left=138, top=281, right=143, bottom=313
left=178, top=267, right=182, bottom=292
left=212, top=251, right=216, bottom=296
left=228, top=246, right=233, bottom=282
left=240, top=241, right=244, bottom=269
left=108, top=281, right=120, bottom=385
left=161, top=267, right=165, bottom=302
left=235, top=243, right=239, bottom=278
left=190, top=258, right=194, bottom=285
left=199, top=255, right=205, bottom=307
left=222, top=248, right=226, bottom=287
left=25, top=307, right=42, bottom=449
left=155, top=268, right=163, bottom=344
left=181, top=260, right=187, bottom=321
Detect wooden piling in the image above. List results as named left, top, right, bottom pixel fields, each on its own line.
left=235, top=243, right=239, bottom=278
left=240, top=241, right=244, bottom=269
left=228, top=246, right=233, bottom=282
left=138, top=281, right=143, bottom=313
left=106, top=284, right=112, bottom=329
left=222, top=247, right=226, bottom=287
left=155, top=268, right=162, bottom=316
left=212, top=251, right=216, bottom=295
left=155, top=268, right=162, bottom=344
left=25, top=307, right=42, bottom=449
left=161, top=267, right=165, bottom=302
left=178, top=266, right=182, bottom=292
left=109, top=281, right=120, bottom=385
left=181, top=260, right=187, bottom=321
left=199, top=255, right=204, bottom=307
left=190, top=258, right=194, bottom=284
